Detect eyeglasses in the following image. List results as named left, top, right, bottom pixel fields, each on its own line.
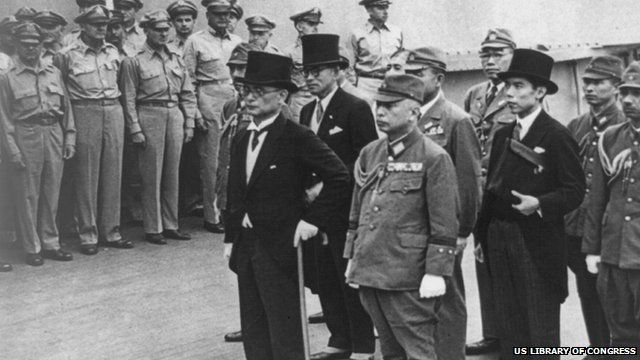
left=242, top=85, right=281, bottom=97
left=303, top=66, right=331, bottom=78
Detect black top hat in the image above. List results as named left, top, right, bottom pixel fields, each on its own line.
left=498, top=48, right=558, bottom=94
left=236, top=51, right=298, bottom=92
left=302, top=34, right=348, bottom=70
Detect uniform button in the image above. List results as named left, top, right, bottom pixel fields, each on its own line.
left=482, top=151, right=487, bottom=156
left=585, top=188, right=590, bottom=193
left=448, top=250, right=454, bottom=254
left=438, top=248, right=444, bottom=253
left=587, top=173, right=593, bottom=178
left=628, top=197, right=633, bottom=203
left=625, top=216, right=631, bottom=221
left=588, top=157, right=594, bottom=162
left=388, top=156, right=394, bottom=161
left=373, top=206, right=380, bottom=212
left=635, top=141, right=639, bottom=146
left=369, top=224, right=375, bottom=230
left=631, top=178, right=636, bottom=184
left=591, top=141, right=597, bottom=146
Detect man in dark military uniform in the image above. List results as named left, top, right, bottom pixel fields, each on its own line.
left=477, top=49, right=585, bottom=358
left=405, top=46, right=481, bottom=360
left=167, top=0, right=198, bottom=54
left=585, top=61, right=640, bottom=349
left=0, top=22, right=75, bottom=266
left=61, top=0, right=106, bottom=48
left=463, top=28, right=516, bottom=356
left=565, top=55, right=625, bottom=348
left=227, top=0, right=243, bottom=34
left=114, top=0, right=145, bottom=51
left=121, top=10, right=197, bottom=244
left=33, top=11, right=67, bottom=67
left=345, top=74, right=459, bottom=359
left=245, top=15, right=281, bottom=54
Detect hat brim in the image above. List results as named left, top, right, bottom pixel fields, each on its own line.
left=582, top=71, right=619, bottom=81
left=498, top=70, right=558, bottom=95
left=373, top=92, right=405, bottom=103
left=480, top=42, right=513, bottom=50
left=619, top=83, right=640, bottom=90
left=235, top=77, right=298, bottom=93
left=303, top=59, right=349, bottom=70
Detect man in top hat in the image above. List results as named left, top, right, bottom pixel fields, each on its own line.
left=183, top=0, right=241, bottom=234
left=0, top=22, right=75, bottom=266
left=463, top=28, right=516, bottom=355
left=346, top=0, right=403, bottom=106
left=564, top=55, right=624, bottom=348
left=476, top=48, right=585, bottom=356
left=106, top=10, right=136, bottom=57
left=584, top=61, right=640, bottom=349
left=167, top=0, right=198, bottom=54
left=299, top=33, right=378, bottom=360
left=54, top=5, right=129, bottom=255
left=284, top=7, right=322, bottom=123
left=405, top=45, right=481, bottom=360
left=33, top=11, right=68, bottom=67
left=245, top=15, right=281, bottom=54
left=114, top=0, right=145, bottom=51
left=121, top=10, right=197, bottom=245
left=61, top=0, right=106, bottom=47
left=345, top=73, right=459, bottom=359
left=225, top=50, right=350, bottom=360
left=228, top=0, right=243, bottom=33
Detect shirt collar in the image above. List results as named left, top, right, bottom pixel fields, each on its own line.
left=366, top=19, right=389, bottom=33
left=143, top=42, right=170, bottom=60
left=489, top=81, right=505, bottom=92
left=590, top=101, right=620, bottom=130
left=208, top=26, right=231, bottom=40
left=126, top=23, right=141, bottom=34
left=516, top=105, right=542, bottom=134
left=420, top=90, right=442, bottom=116
left=78, top=38, right=113, bottom=54
left=13, top=58, right=46, bottom=75
left=247, top=112, right=279, bottom=132
left=317, top=85, right=339, bottom=110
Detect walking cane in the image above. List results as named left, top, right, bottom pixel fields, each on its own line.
left=297, top=242, right=311, bottom=360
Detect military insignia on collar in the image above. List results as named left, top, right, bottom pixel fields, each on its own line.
left=391, top=141, right=405, bottom=156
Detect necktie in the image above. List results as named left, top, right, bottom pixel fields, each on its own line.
left=312, top=101, right=324, bottom=133
left=486, top=85, right=498, bottom=107
left=251, top=128, right=268, bottom=150
left=512, top=122, right=522, bottom=141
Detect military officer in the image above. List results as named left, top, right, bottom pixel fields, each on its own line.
left=183, top=0, right=241, bottom=233
left=54, top=5, right=129, bottom=254
left=345, top=74, right=458, bottom=359
left=584, top=61, right=640, bottom=348
left=245, top=15, right=281, bottom=54
left=14, top=7, right=37, bottom=23
left=463, top=28, right=516, bottom=355
left=284, top=7, right=322, bottom=123
left=114, top=0, right=145, bottom=51
left=565, top=55, right=625, bottom=348
left=346, top=0, right=403, bottom=106
left=61, top=0, right=106, bottom=48
left=33, top=11, right=67, bottom=67
left=228, top=1, right=243, bottom=33
left=0, top=22, right=75, bottom=266
left=106, top=10, right=136, bottom=58
left=121, top=10, right=197, bottom=244
left=167, top=0, right=198, bottom=54
left=0, top=16, right=19, bottom=58
left=406, top=46, right=482, bottom=360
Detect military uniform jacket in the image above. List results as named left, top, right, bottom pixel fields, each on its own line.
left=564, top=103, right=625, bottom=238
left=420, top=94, right=481, bottom=237
left=584, top=121, right=640, bottom=270
left=344, top=128, right=458, bottom=290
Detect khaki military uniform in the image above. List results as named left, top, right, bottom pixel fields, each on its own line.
left=124, top=22, right=145, bottom=52
left=283, top=38, right=313, bottom=122
left=0, top=51, right=16, bottom=242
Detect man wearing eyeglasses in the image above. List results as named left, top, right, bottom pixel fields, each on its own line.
left=462, top=28, right=516, bottom=356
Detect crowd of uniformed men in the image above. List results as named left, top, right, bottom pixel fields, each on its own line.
left=1, top=0, right=639, bottom=358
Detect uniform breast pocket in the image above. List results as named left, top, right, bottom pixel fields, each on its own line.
left=101, top=60, right=119, bottom=89
left=168, top=66, right=185, bottom=91
left=45, top=84, right=64, bottom=108
left=389, top=176, right=423, bottom=195
left=13, top=87, right=39, bottom=113
left=71, top=64, right=99, bottom=91
left=200, top=53, right=225, bottom=74
left=140, top=69, right=165, bottom=91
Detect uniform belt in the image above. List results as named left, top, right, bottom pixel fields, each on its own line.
left=71, top=98, right=120, bottom=106
left=21, top=113, right=59, bottom=125
left=357, top=72, right=385, bottom=80
left=198, top=79, right=232, bottom=86
left=136, top=100, right=179, bottom=108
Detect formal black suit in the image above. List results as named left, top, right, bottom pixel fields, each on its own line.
left=299, top=86, right=378, bottom=354
left=226, top=112, right=350, bottom=360
left=477, top=109, right=585, bottom=356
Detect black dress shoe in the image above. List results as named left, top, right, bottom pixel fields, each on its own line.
left=26, top=253, right=44, bottom=266
left=204, top=221, right=225, bottom=233
left=310, top=351, right=351, bottom=360
left=42, top=249, right=73, bottom=261
left=99, top=239, right=134, bottom=249
left=0, top=262, right=12, bottom=272
left=465, top=337, right=500, bottom=355
left=80, top=244, right=99, bottom=255
left=308, top=311, right=326, bottom=324
left=162, top=229, right=191, bottom=240
left=223, top=330, right=242, bottom=342
left=145, top=233, right=167, bottom=245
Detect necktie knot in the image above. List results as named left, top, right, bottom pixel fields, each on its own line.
left=250, top=127, right=269, bottom=150
left=486, top=84, right=498, bottom=106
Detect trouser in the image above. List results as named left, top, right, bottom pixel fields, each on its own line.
left=178, top=138, right=201, bottom=216
left=475, top=248, right=499, bottom=339
left=435, top=251, right=466, bottom=360
left=72, top=102, right=124, bottom=245
left=0, top=161, right=16, bottom=243
left=597, top=263, right=640, bottom=348
left=137, top=105, right=184, bottom=234
left=236, top=228, right=304, bottom=360
left=196, top=83, right=234, bottom=224
left=121, top=135, right=143, bottom=223
left=11, top=122, right=64, bottom=254
left=287, top=90, right=314, bottom=123
left=487, top=219, right=560, bottom=360
left=316, top=232, right=375, bottom=353
left=567, top=235, right=610, bottom=346
left=359, top=286, right=438, bottom=360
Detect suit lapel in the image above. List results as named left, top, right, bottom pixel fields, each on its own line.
left=317, top=87, right=345, bottom=138
left=521, top=110, right=550, bottom=148
left=300, top=101, right=315, bottom=128
left=247, top=114, right=286, bottom=189
left=236, top=128, right=251, bottom=188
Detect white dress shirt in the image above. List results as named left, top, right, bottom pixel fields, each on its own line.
left=515, top=105, right=542, bottom=140
left=310, top=85, right=339, bottom=134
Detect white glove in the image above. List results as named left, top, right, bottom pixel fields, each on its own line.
left=293, top=220, right=318, bottom=247
left=456, top=236, right=469, bottom=252
left=223, top=243, right=233, bottom=262
left=345, top=259, right=359, bottom=289
left=586, top=255, right=601, bottom=274
left=419, top=274, right=446, bottom=298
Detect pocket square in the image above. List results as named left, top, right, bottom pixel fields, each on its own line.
left=269, top=165, right=276, bottom=169
left=533, top=147, right=546, bottom=154
left=329, top=126, right=343, bottom=135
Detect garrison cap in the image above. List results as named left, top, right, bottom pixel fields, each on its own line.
left=76, top=0, right=106, bottom=7
left=108, top=10, right=125, bottom=24
left=75, top=5, right=110, bottom=24
left=230, top=1, right=243, bottom=19
left=289, top=7, right=322, bottom=24
left=245, top=15, right=275, bottom=32
left=33, top=11, right=68, bottom=27
left=583, top=55, right=624, bottom=81
left=139, top=10, right=172, bottom=28
left=114, top=0, right=144, bottom=10
left=406, top=46, right=447, bottom=72
left=167, top=0, right=198, bottom=19
left=227, top=42, right=259, bottom=66
left=359, top=0, right=391, bottom=7
left=0, top=16, right=20, bottom=35
left=201, top=0, right=231, bottom=12
left=619, top=62, right=640, bottom=90
left=481, top=28, right=516, bottom=50
left=15, top=7, right=37, bottom=22
left=375, top=74, right=425, bottom=103
left=12, top=22, right=44, bottom=42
